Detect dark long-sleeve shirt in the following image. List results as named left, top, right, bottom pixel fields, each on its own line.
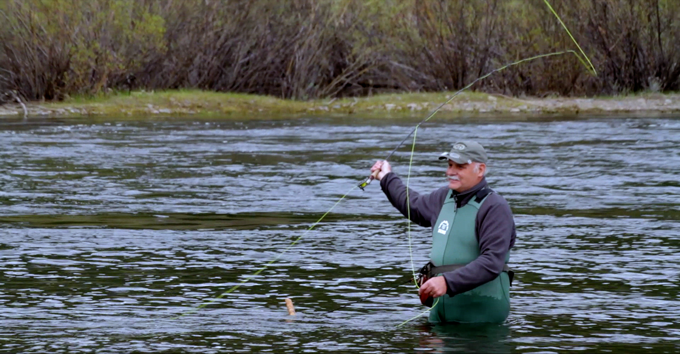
left=380, top=173, right=516, bottom=297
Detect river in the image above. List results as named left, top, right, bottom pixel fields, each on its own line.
left=0, top=115, right=678, bottom=353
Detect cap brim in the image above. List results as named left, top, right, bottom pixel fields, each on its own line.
left=438, top=153, right=469, bottom=164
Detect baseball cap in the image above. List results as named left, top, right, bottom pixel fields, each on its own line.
left=438, top=140, right=488, bottom=164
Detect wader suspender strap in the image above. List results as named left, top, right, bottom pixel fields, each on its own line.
left=428, top=186, right=515, bottom=285
left=474, top=186, right=493, bottom=202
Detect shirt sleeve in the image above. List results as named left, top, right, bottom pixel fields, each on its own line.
left=443, top=194, right=516, bottom=296
left=379, top=172, right=447, bottom=228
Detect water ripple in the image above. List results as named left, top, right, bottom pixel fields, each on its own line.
left=0, top=116, right=678, bottom=353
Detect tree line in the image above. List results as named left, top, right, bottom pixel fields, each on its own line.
left=1, top=0, right=678, bottom=103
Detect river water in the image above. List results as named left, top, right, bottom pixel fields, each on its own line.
left=0, top=115, right=678, bottom=353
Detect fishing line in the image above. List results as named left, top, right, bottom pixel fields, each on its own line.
left=175, top=0, right=596, bottom=324
left=176, top=53, right=589, bottom=320
left=405, top=126, right=420, bottom=286
left=358, top=49, right=594, bottom=191
left=171, top=185, right=358, bottom=320
left=396, top=298, right=440, bottom=328
left=542, top=0, right=597, bottom=75
left=360, top=0, right=596, bottom=191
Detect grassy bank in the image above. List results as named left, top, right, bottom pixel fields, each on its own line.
left=1, top=89, right=679, bottom=118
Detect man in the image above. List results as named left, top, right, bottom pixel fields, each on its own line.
left=370, top=140, right=516, bottom=324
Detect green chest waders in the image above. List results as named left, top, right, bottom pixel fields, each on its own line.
left=428, top=190, right=511, bottom=324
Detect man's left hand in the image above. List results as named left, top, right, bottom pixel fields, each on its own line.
left=419, top=276, right=447, bottom=298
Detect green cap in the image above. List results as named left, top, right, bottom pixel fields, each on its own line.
left=438, top=140, right=488, bottom=164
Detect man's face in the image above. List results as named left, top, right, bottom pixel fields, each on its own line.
left=446, top=160, right=485, bottom=192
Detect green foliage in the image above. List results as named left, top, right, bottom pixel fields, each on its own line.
left=0, top=0, right=165, bottom=99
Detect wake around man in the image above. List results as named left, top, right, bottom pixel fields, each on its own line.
left=370, top=140, right=516, bottom=324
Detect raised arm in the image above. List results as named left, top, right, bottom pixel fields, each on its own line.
left=371, top=160, right=447, bottom=228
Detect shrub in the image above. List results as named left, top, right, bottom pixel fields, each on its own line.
left=1, top=0, right=678, bottom=101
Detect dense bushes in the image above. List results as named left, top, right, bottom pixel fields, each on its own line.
left=1, top=0, right=679, bottom=102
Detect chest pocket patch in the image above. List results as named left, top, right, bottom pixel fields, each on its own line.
left=437, top=220, right=449, bottom=235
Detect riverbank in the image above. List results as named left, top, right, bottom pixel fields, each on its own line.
left=1, top=90, right=680, bottom=118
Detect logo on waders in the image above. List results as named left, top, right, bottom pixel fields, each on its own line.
left=437, top=220, right=449, bottom=234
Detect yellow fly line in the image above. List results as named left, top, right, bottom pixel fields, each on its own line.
left=543, top=0, right=597, bottom=76
left=171, top=185, right=359, bottom=320
left=174, top=0, right=596, bottom=326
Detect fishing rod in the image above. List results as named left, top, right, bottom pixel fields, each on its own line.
left=358, top=0, right=597, bottom=191
left=173, top=0, right=596, bottom=325
left=173, top=50, right=593, bottom=321
left=358, top=55, right=596, bottom=191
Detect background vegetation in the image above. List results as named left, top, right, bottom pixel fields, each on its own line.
left=1, top=0, right=679, bottom=103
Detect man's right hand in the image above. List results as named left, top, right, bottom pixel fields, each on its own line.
left=370, top=160, right=392, bottom=181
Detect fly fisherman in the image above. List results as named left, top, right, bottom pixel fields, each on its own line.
left=370, top=140, right=516, bottom=324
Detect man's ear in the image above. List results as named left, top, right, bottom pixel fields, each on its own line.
left=477, top=163, right=486, bottom=176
